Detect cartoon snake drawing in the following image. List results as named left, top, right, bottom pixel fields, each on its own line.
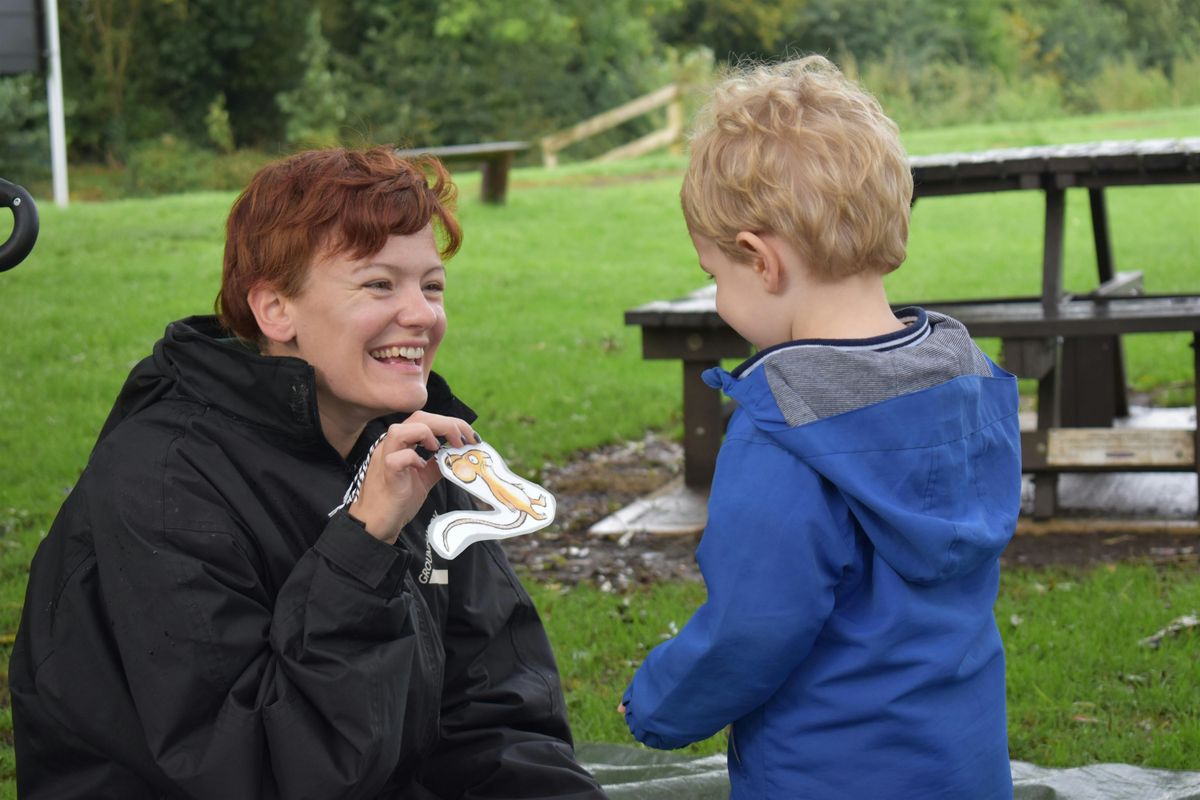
left=439, top=449, right=547, bottom=551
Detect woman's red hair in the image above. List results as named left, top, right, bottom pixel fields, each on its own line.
left=217, top=146, right=463, bottom=341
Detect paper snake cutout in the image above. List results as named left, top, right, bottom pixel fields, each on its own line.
left=428, top=441, right=556, bottom=560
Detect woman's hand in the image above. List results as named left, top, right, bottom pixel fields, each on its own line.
left=350, top=412, right=477, bottom=544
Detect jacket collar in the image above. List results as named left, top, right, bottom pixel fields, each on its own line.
left=731, top=307, right=930, bottom=379
left=143, top=316, right=475, bottom=451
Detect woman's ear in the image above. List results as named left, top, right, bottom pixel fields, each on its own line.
left=246, top=283, right=296, bottom=347
left=734, top=231, right=786, bottom=294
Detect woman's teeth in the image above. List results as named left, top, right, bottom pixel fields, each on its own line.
left=370, top=346, right=424, bottom=360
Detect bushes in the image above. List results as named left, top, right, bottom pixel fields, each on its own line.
left=849, top=52, right=1198, bottom=133
left=122, top=136, right=215, bottom=196
left=0, top=75, right=50, bottom=186
left=122, top=136, right=270, bottom=196
left=1170, top=55, right=1200, bottom=107
left=10, top=0, right=1200, bottom=199
left=52, top=46, right=1200, bottom=201
left=1088, top=57, right=1175, bottom=113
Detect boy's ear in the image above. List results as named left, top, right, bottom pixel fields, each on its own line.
left=246, top=283, right=296, bottom=346
left=734, top=231, right=786, bottom=294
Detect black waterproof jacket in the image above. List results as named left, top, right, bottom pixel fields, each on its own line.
left=10, top=316, right=607, bottom=800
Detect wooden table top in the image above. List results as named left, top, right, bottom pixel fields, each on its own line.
left=910, top=138, right=1200, bottom=195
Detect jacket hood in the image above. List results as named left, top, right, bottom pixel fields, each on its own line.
left=96, top=315, right=474, bottom=455
left=705, top=311, right=1021, bottom=583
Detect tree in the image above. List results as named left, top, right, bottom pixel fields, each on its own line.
left=326, top=0, right=675, bottom=151
left=652, top=0, right=807, bottom=60
left=276, top=9, right=350, bottom=148
left=58, top=0, right=148, bottom=158
left=59, top=0, right=313, bottom=157
left=140, top=0, right=312, bottom=147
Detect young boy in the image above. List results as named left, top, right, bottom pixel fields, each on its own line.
left=621, top=56, right=1021, bottom=799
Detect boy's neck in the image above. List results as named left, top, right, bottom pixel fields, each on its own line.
left=786, top=271, right=904, bottom=342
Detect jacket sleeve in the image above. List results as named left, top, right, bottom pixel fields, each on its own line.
left=89, top=481, right=435, bottom=800
left=418, top=536, right=608, bottom=799
left=622, top=436, right=856, bottom=750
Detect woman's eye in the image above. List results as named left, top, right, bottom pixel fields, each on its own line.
left=424, top=282, right=445, bottom=293
left=365, top=280, right=392, bottom=291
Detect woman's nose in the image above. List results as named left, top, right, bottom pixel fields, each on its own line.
left=396, top=286, right=438, bottom=328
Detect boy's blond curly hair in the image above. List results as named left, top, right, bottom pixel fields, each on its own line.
left=681, top=55, right=913, bottom=278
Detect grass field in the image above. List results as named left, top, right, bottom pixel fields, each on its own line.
left=0, top=106, right=1197, bottom=791
left=530, top=564, right=1200, bottom=767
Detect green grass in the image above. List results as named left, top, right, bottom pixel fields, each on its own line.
left=0, top=106, right=1198, bottom=790
left=530, top=563, right=1200, bottom=769
left=528, top=580, right=722, bottom=756
left=999, top=565, right=1200, bottom=767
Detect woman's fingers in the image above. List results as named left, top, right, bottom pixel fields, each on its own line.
left=402, top=412, right=478, bottom=450
left=347, top=415, right=479, bottom=544
left=382, top=421, right=440, bottom=456
left=350, top=423, right=439, bottom=543
left=382, top=446, right=431, bottom=473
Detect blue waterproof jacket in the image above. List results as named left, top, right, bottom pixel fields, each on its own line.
left=623, top=311, right=1021, bottom=799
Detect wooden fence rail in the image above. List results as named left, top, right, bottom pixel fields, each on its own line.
left=540, top=83, right=683, bottom=168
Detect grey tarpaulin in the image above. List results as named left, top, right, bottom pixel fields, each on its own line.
left=578, top=744, right=728, bottom=799
left=1010, top=762, right=1200, bottom=800
left=577, top=744, right=1200, bottom=799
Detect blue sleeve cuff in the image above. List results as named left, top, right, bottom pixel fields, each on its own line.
left=621, top=682, right=691, bottom=751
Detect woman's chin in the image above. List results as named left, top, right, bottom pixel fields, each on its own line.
left=387, top=388, right=429, bottom=416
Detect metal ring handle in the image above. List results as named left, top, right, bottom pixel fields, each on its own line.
left=0, top=178, right=40, bottom=272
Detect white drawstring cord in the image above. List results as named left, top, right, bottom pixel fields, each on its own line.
left=327, top=431, right=389, bottom=518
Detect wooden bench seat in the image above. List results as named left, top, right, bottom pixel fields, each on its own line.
left=1023, top=428, right=1194, bottom=472
left=918, top=293, right=1200, bottom=338
left=628, top=281, right=1200, bottom=341
left=393, top=141, right=529, bottom=204
left=626, top=285, right=1200, bottom=518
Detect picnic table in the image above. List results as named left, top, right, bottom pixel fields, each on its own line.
left=393, top=141, right=528, bottom=204
left=625, top=138, right=1200, bottom=519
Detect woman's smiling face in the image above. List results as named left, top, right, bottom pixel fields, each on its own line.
left=270, top=225, right=447, bottom=448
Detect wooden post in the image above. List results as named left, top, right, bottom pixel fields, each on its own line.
left=1088, top=189, right=1115, bottom=282
left=1060, top=337, right=1119, bottom=426
left=1033, top=187, right=1066, bottom=518
left=1194, top=334, right=1199, bottom=516
left=667, top=99, right=684, bottom=156
left=480, top=152, right=514, bottom=205
left=1033, top=339, right=1063, bottom=519
left=631, top=316, right=751, bottom=489
left=1041, top=187, right=1066, bottom=313
left=682, top=360, right=722, bottom=488
left=393, top=143, right=527, bottom=205
left=1086, top=187, right=1131, bottom=418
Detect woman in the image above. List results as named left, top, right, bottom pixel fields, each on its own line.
left=10, top=148, right=607, bottom=799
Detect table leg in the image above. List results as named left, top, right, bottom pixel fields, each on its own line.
left=1086, top=187, right=1130, bottom=418
left=1088, top=189, right=1115, bottom=283
left=480, top=153, right=514, bottom=204
left=1033, top=340, right=1063, bottom=520
left=1033, top=189, right=1066, bottom=518
left=1193, top=333, right=1199, bottom=517
left=1041, top=188, right=1066, bottom=312
left=1060, top=337, right=1121, bottom=425
left=682, top=360, right=722, bottom=488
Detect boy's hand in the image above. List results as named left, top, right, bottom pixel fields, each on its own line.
left=617, top=703, right=626, bottom=714
left=350, top=412, right=477, bottom=544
